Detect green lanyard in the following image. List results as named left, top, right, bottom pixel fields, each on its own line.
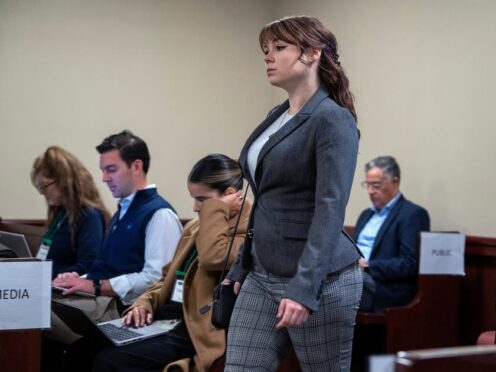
left=176, top=248, right=198, bottom=277
left=42, top=210, right=67, bottom=245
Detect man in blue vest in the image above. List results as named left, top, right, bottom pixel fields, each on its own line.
left=354, top=156, right=430, bottom=312
left=50, top=130, right=182, bottom=342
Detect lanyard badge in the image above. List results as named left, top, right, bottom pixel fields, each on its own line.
left=170, top=249, right=197, bottom=304
left=36, top=238, right=52, bottom=260
left=36, top=211, right=66, bottom=260
left=171, top=270, right=185, bottom=303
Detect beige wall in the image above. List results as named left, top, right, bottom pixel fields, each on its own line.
left=276, top=0, right=496, bottom=236
left=1, top=1, right=495, bottom=237
left=0, top=0, right=274, bottom=219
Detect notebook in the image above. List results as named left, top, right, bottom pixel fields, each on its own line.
left=0, top=230, right=33, bottom=258
left=51, top=300, right=181, bottom=346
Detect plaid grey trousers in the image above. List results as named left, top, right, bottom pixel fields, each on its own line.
left=225, top=263, right=362, bottom=372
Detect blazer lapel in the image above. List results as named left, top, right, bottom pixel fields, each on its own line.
left=239, top=103, right=288, bottom=191
left=371, top=196, right=405, bottom=254
left=255, top=107, right=309, bottom=170
left=239, top=87, right=329, bottom=189
left=254, top=88, right=330, bottom=184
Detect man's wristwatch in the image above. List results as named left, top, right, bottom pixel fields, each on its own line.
left=93, top=279, right=102, bottom=296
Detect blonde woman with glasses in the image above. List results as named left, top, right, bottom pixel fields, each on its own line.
left=31, top=146, right=110, bottom=279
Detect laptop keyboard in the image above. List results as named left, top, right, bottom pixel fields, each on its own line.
left=99, top=323, right=142, bottom=341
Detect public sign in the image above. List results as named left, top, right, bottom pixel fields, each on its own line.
left=419, top=232, right=465, bottom=275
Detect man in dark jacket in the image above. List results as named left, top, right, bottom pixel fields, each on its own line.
left=354, top=156, right=430, bottom=312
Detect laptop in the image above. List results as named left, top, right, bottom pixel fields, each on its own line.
left=52, top=286, right=96, bottom=298
left=51, top=300, right=181, bottom=346
left=0, top=230, right=33, bottom=258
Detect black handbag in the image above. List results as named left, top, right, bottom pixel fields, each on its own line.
left=210, top=185, right=249, bottom=329
left=211, top=281, right=238, bottom=329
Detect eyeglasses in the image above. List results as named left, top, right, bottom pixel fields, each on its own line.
left=37, top=181, right=55, bottom=193
left=360, top=181, right=382, bottom=190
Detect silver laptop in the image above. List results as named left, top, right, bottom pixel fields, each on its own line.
left=0, top=230, right=33, bottom=258
left=52, top=300, right=181, bottom=346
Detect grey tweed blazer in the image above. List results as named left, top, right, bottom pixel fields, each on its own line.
left=230, top=87, right=360, bottom=312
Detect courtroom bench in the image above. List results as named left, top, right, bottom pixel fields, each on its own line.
left=460, top=235, right=496, bottom=345
left=347, top=225, right=462, bottom=370
left=352, top=233, right=496, bottom=372
left=2, top=219, right=494, bottom=372
left=0, top=218, right=46, bottom=256
left=395, top=345, right=496, bottom=372
left=353, top=275, right=460, bottom=354
left=343, top=225, right=496, bottom=349
left=344, top=225, right=460, bottom=349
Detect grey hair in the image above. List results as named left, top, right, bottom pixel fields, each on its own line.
left=365, top=156, right=401, bottom=179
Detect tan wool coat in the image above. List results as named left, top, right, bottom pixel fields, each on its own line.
left=125, top=198, right=251, bottom=372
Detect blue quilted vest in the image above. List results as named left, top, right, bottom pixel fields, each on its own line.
left=87, top=188, right=176, bottom=280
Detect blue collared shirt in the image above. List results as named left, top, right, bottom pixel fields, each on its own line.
left=118, top=184, right=157, bottom=219
left=356, top=193, right=402, bottom=261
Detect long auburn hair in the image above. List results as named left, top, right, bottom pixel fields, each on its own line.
left=31, top=146, right=111, bottom=231
left=259, top=15, right=358, bottom=122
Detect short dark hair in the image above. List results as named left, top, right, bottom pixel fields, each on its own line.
left=365, top=155, right=401, bottom=179
left=96, top=130, right=150, bottom=174
left=188, top=154, right=243, bottom=192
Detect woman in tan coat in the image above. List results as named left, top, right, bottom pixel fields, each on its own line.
left=66, top=154, right=250, bottom=372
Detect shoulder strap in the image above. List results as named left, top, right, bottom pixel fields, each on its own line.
left=217, top=184, right=250, bottom=281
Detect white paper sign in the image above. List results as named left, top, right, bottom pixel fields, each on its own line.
left=369, top=354, right=396, bottom=372
left=0, top=260, right=52, bottom=330
left=419, top=232, right=465, bottom=275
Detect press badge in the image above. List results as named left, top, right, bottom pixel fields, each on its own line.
left=36, top=238, right=52, bottom=260
left=171, top=270, right=185, bottom=303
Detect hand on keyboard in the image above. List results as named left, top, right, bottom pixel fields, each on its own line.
left=122, top=305, right=153, bottom=327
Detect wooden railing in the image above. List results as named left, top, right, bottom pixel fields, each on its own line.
left=1, top=219, right=495, bottom=372
left=395, top=345, right=496, bottom=372
left=353, top=232, right=496, bottom=371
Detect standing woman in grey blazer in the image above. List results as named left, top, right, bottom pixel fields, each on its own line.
left=224, top=16, right=362, bottom=371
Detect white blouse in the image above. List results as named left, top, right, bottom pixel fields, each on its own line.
left=247, top=109, right=293, bottom=184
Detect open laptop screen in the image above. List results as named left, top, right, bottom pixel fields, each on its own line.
left=0, top=231, right=33, bottom=258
